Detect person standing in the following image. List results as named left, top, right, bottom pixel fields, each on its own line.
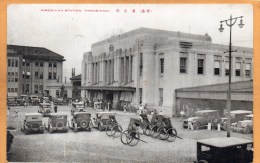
left=15, top=107, right=19, bottom=118
left=107, top=101, right=111, bottom=111
left=54, top=105, right=58, bottom=113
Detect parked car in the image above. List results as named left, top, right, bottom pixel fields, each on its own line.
left=92, top=112, right=116, bottom=131
left=71, top=112, right=92, bottom=131
left=7, top=97, right=17, bottom=106
left=30, top=95, right=40, bottom=105
left=38, top=103, right=52, bottom=116
left=7, top=130, right=14, bottom=153
left=220, top=110, right=252, bottom=131
left=195, top=137, right=253, bottom=163
left=71, top=102, right=85, bottom=115
left=232, top=114, right=253, bottom=134
left=20, top=113, right=44, bottom=134
left=183, top=110, right=220, bottom=130
left=46, top=113, right=69, bottom=133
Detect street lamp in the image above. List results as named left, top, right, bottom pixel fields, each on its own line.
left=219, top=15, right=244, bottom=137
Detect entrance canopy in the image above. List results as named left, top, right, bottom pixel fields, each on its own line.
left=81, top=86, right=135, bottom=92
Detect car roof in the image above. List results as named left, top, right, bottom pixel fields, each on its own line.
left=197, top=137, right=253, bottom=148
left=97, top=112, right=116, bottom=115
left=230, top=110, right=252, bottom=114
left=245, top=114, right=253, bottom=117
left=39, top=103, right=51, bottom=106
left=72, top=102, right=84, bottom=105
left=195, top=110, right=218, bottom=113
left=25, top=113, right=42, bottom=116
left=49, top=113, right=67, bottom=116
left=74, top=112, right=91, bottom=115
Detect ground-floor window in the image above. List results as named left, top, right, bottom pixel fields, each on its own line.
left=159, top=88, right=163, bottom=106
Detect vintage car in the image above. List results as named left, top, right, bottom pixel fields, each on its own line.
left=195, top=137, right=253, bottom=163
left=20, top=113, right=44, bottom=134
left=232, top=114, right=253, bottom=134
left=220, top=110, right=252, bottom=131
left=46, top=113, right=69, bottom=133
left=183, top=110, right=220, bottom=130
left=92, top=112, right=117, bottom=131
left=7, top=97, right=17, bottom=106
left=7, top=130, right=14, bottom=153
left=71, top=112, right=92, bottom=131
left=71, top=102, right=85, bottom=115
left=30, top=95, right=40, bottom=105
left=38, top=103, right=52, bottom=116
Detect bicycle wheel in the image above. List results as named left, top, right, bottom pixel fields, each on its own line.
left=111, top=124, right=123, bottom=138
left=121, top=130, right=131, bottom=145
left=167, top=128, right=177, bottom=142
left=159, top=127, right=168, bottom=140
left=106, top=123, right=113, bottom=137
left=151, top=126, right=160, bottom=138
left=127, top=131, right=140, bottom=146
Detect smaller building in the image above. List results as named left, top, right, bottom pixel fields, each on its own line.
left=45, top=83, right=73, bottom=99
left=175, top=80, right=253, bottom=117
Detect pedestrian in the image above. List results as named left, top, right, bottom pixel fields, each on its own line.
left=138, top=104, right=143, bottom=115
left=15, top=107, right=19, bottom=118
left=107, top=101, right=111, bottom=111
left=54, top=105, right=58, bottom=113
left=123, top=103, right=127, bottom=113
left=187, top=117, right=194, bottom=130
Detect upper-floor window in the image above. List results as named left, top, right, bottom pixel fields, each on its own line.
left=15, top=60, right=18, bottom=67
left=26, top=62, right=30, bottom=67
left=35, top=62, right=39, bottom=67
left=160, top=58, right=164, bottom=75
left=8, top=59, right=11, bottom=67
left=49, top=62, right=52, bottom=67
left=139, top=53, right=143, bottom=77
left=40, top=62, right=43, bottom=67
left=53, top=62, right=57, bottom=68
left=245, top=63, right=251, bottom=77
left=180, top=57, right=187, bottom=73
left=197, top=54, right=205, bottom=75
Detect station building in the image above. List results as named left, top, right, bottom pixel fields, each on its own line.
left=81, top=27, right=253, bottom=116
left=7, top=45, right=66, bottom=98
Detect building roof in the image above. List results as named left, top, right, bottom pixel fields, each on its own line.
left=7, top=45, right=65, bottom=61
left=176, top=80, right=253, bottom=93
left=70, top=74, right=81, bottom=81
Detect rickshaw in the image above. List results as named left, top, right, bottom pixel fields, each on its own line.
left=195, top=137, right=253, bottom=163
left=70, top=112, right=92, bottom=131
left=120, top=118, right=148, bottom=146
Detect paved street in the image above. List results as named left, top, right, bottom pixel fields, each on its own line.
left=7, top=105, right=253, bottom=163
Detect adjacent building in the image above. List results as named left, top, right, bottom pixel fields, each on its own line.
left=81, top=27, right=253, bottom=116
left=7, top=45, right=66, bottom=98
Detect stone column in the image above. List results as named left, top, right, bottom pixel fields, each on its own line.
left=124, top=57, right=127, bottom=84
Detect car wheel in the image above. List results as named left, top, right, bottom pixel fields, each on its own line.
left=244, top=126, right=251, bottom=134
left=193, top=122, right=200, bottom=130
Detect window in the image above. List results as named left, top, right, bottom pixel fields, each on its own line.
left=40, top=72, right=43, bottom=79
left=139, top=88, right=142, bottom=104
left=197, top=54, right=205, bottom=75
left=139, top=53, right=143, bottom=77
left=26, top=84, right=29, bottom=93
left=198, top=59, right=204, bottom=74
left=35, top=62, right=39, bottom=67
left=14, top=88, right=17, bottom=92
left=56, top=90, right=59, bottom=97
left=11, top=88, right=14, bottom=92
left=39, top=85, right=43, bottom=93
left=180, top=57, right=187, bottom=73
left=8, top=59, right=11, bottom=67
left=160, top=58, right=164, bottom=75
left=15, top=60, right=18, bottom=67
left=11, top=59, right=14, bottom=67
left=245, top=63, right=251, bottom=77
left=214, top=56, right=221, bottom=76
left=235, top=62, right=241, bottom=77
left=40, top=62, right=43, bottom=67
left=8, top=88, right=10, bottom=92
left=53, top=62, right=57, bottom=68
left=35, top=85, right=38, bottom=94
left=225, top=61, right=229, bottom=76
left=53, top=72, right=57, bottom=80
left=214, top=61, right=220, bottom=75
left=159, top=88, right=163, bottom=106
left=26, top=75, right=30, bottom=79
left=26, top=62, right=30, bottom=66
left=48, top=72, right=52, bottom=79
left=15, top=78, right=18, bottom=82
left=49, top=62, right=52, bottom=67
left=35, top=71, right=38, bottom=76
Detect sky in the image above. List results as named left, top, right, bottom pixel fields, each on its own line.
left=7, top=4, right=253, bottom=82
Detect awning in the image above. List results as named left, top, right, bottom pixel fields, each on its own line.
left=81, top=86, right=136, bottom=92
